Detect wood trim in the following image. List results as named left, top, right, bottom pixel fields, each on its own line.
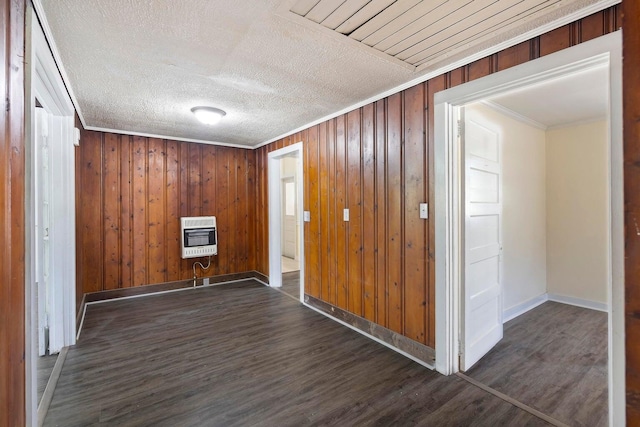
left=0, top=0, right=26, bottom=424
left=305, top=295, right=436, bottom=366
left=622, top=0, right=640, bottom=423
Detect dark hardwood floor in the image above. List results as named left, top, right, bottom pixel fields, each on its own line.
left=280, top=271, right=300, bottom=300
left=45, top=280, right=550, bottom=426
left=38, top=353, right=58, bottom=403
left=465, top=301, right=608, bottom=427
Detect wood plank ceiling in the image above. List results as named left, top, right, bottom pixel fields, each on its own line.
left=291, top=0, right=566, bottom=68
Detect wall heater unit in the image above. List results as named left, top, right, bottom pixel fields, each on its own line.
left=180, top=216, right=218, bottom=259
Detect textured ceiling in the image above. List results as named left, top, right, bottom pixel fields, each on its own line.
left=37, top=0, right=614, bottom=147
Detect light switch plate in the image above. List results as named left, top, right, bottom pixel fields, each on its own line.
left=420, top=203, right=428, bottom=219
left=304, top=211, right=311, bottom=222
left=343, top=208, right=349, bottom=221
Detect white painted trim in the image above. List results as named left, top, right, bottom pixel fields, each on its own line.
left=480, top=100, right=548, bottom=130
left=256, top=1, right=619, bottom=148
left=31, top=0, right=85, bottom=127
left=26, top=6, right=78, bottom=425
left=545, top=115, right=608, bottom=131
left=503, top=294, right=549, bottom=323
left=82, top=125, right=254, bottom=150
left=267, top=143, right=306, bottom=301
left=547, top=293, right=608, bottom=312
left=434, top=32, right=623, bottom=427
left=414, top=0, right=621, bottom=73
left=303, top=303, right=435, bottom=371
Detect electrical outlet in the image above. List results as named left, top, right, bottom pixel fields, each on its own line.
left=343, top=208, right=349, bottom=221
left=420, top=203, right=428, bottom=219
left=203, top=277, right=210, bottom=286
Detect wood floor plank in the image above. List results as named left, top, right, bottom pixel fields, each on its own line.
left=45, top=281, right=550, bottom=426
left=465, top=301, right=608, bottom=427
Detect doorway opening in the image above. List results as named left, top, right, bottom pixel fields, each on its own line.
left=434, top=32, right=623, bottom=426
left=268, top=143, right=304, bottom=301
left=25, top=7, right=78, bottom=425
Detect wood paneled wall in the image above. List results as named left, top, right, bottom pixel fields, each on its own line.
left=622, top=0, right=640, bottom=421
left=0, top=0, right=26, bottom=424
left=76, top=129, right=256, bottom=304
left=255, top=6, right=621, bottom=350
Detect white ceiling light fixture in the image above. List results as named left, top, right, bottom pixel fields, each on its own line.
left=191, top=106, right=226, bottom=125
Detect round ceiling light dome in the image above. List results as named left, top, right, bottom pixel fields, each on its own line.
left=191, top=106, right=226, bottom=125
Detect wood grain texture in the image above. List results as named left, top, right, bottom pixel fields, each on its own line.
left=0, top=0, right=26, bottom=424
left=253, top=5, right=621, bottom=359
left=466, top=302, right=608, bottom=427
left=622, top=0, right=640, bottom=423
left=75, top=130, right=257, bottom=296
left=44, top=281, right=549, bottom=427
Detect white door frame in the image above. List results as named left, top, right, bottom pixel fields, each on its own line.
left=434, top=32, right=623, bottom=426
left=25, top=6, right=77, bottom=424
left=268, top=143, right=305, bottom=300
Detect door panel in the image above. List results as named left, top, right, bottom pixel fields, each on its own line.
left=461, top=106, right=503, bottom=371
left=35, top=107, right=49, bottom=356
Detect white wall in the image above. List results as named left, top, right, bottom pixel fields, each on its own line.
left=467, top=104, right=548, bottom=313
left=280, top=155, right=299, bottom=259
left=546, top=120, right=608, bottom=306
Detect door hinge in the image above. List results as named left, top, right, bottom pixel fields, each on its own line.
left=458, top=339, right=463, bottom=356
left=457, top=120, right=464, bottom=136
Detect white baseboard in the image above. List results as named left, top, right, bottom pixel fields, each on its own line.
left=547, top=293, right=608, bottom=312
left=503, top=294, right=549, bottom=323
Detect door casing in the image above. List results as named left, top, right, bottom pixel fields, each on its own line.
left=434, top=32, right=623, bottom=426
left=268, top=143, right=304, bottom=300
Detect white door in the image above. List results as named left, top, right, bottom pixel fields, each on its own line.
left=460, top=106, right=503, bottom=371
left=35, top=107, right=49, bottom=356
left=282, top=177, right=296, bottom=259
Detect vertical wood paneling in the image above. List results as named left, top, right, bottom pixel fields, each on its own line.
left=147, top=138, right=166, bottom=284
left=375, top=99, right=388, bottom=327
left=327, top=120, right=338, bottom=306
left=132, top=136, right=148, bottom=287
left=216, top=147, right=230, bottom=275
left=247, top=148, right=257, bottom=272
left=53, top=6, right=623, bottom=373
left=252, top=6, right=623, bottom=354
left=362, top=103, right=376, bottom=321
left=319, top=122, right=331, bottom=303
left=426, top=75, right=446, bottom=349
left=0, top=1, right=25, bottom=423
left=76, top=133, right=256, bottom=294
left=623, top=0, right=640, bottom=422
left=335, top=115, right=348, bottom=310
left=403, top=83, right=427, bottom=344
left=467, top=56, right=493, bottom=82
left=120, top=136, right=133, bottom=288
left=103, top=133, right=120, bottom=290
left=81, top=131, right=104, bottom=293
left=497, top=40, right=532, bottom=71
left=386, top=93, right=403, bottom=334
left=307, top=125, right=321, bottom=298
left=347, top=109, right=363, bottom=315
left=166, top=141, right=181, bottom=279
left=178, top=142, right=191, bottom=280
left=540, top=25, right=572, bottom=56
